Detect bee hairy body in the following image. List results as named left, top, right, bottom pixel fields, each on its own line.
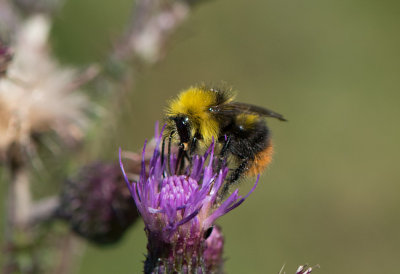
left=164, top=86, right=285, bottom=194
left=220, top=116, right=272, bottom=174
left=166, top=87, right=230, bottom=147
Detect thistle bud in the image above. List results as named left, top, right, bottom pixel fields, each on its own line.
left=203, top=225, right=224, bottom=273
left=58, top=162, right=139, bottom=245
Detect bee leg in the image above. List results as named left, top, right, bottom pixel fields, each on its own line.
left=161, top=136, right=167, bottom=177
left=180, top=150, right=191, bottom=174
left=218, top=135, right=231, bottom=170
left=182, top=150, right=191, bottom=172
left=167, top=131, right=174, bottom=175
left=189, top=136, right=198, bottom=158
left=175, top=146, right=185, bottom=175
left=187, top=136, right=198, bottom=170
left=221, top=158, right=248, bottom=197
left=177, top=136, right=199, bottom=175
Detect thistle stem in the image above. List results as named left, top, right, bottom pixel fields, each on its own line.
left=29, top=196, right=60, bottom=226
left=3, top=153, right=32, bottom=273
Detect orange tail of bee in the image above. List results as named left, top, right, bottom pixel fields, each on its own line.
left=246, top=142, right=273, bottom=176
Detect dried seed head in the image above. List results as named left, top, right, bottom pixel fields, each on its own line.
left=0, top=15, right=90, bottom=160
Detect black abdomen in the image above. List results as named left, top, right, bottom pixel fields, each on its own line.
left=220, top=119, right=270, bottom=161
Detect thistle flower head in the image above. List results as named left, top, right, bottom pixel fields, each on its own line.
left=0, top=15, right=89, bottom=159
left=120, top=123, right=258, bottom=273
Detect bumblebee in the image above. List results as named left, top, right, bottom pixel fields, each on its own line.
left=163, top=85, right=286, bottom=195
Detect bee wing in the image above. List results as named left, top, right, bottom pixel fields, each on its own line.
left=209, top=102, right=287, bottom=121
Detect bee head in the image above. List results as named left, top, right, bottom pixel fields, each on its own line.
left=172, top=115, right=191, bottom=150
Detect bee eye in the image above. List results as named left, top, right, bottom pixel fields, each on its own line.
left=174, top=116, right=191, bottom=143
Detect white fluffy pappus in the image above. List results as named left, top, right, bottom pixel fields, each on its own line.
left=0, top=15, right=90, bottom=158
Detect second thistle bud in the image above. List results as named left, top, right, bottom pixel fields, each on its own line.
left=58, top=162, right=139, bottom=245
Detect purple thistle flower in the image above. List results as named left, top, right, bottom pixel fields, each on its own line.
left=120, top=123, right=258, bottom=273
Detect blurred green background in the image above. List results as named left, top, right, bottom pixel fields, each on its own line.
left=22, top=0, right=400, bottom=273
